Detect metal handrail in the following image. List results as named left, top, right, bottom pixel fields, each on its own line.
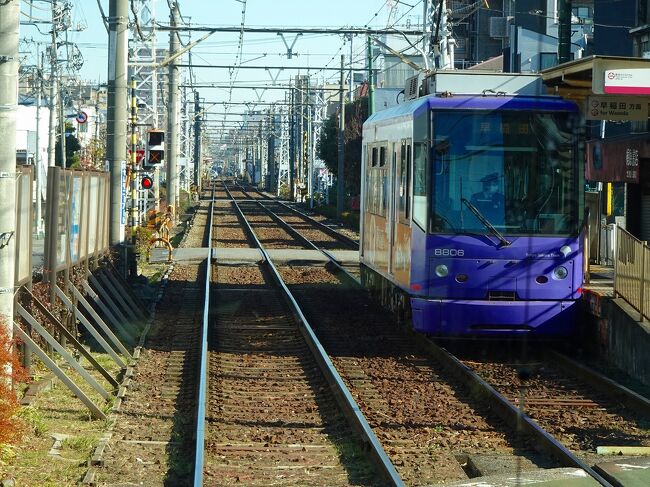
left=614, top=226, right=649, bottom=322
left=193, top=187, right=214, bottom=486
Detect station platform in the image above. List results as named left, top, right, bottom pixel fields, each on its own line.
left=444, top=458, right=650, bottom=486
left=582, top=264, right=615, bottom=316
left=444, top=467, right=599, bottom=486
left=150, top=247, right=360, bottom=266
left=593, top=455, right=650, bottom=486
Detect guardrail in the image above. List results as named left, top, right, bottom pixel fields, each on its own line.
left=614, top=226, right=650, bottom=321
left=193, top=188, right=214, bottom=486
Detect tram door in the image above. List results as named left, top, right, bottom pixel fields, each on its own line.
left=391, top=140, right=412, bottom=287
left=389, top=144, right=398, bottom=275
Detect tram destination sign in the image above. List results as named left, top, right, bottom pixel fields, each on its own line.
left=586, top=95, right=648, bottom=121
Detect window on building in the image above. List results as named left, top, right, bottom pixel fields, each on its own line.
left=572, top=6, right=590, bottom=22
left=540, top=52, right=558, bottom=71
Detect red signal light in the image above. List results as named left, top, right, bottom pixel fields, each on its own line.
left=141, top=176, right=153, bottom=189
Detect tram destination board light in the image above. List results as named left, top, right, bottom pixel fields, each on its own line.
left=141, top=176, right=154, bottom=189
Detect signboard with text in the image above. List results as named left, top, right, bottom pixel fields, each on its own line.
left=604, top=69, right=650, bottom=94
left=585, top=136, right=649, bottom=183
left=586, top=96, right=649, bottom=121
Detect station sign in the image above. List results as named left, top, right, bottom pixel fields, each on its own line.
left=586, top=95, right=649, bottom=121
left=604, top=69, right=650, bottom=94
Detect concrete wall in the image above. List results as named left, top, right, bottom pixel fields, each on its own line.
left=587, top=297, right=650, bottom=387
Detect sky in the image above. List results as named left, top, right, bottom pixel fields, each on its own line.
left=22, top=0, right=426, bottom=91
left=18, top=0, right=427, bottom=132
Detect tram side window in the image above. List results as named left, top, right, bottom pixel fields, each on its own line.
left=412, top=142, right=427, bottom=229
left=365, top=146, right=374, bottom=212
left=399, top=141, right=411, bottom=222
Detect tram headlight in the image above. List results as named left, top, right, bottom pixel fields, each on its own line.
left=435, top=264, right=449, bottom=278
left=552, top=266, right=569, bottom=280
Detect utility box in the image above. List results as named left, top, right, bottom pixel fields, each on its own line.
left=405, top=70, right=544, bottom=100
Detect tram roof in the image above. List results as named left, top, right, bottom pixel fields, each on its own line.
left=364, top=94, right=578, bottom=126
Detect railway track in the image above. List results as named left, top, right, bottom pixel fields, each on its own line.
left=201, top=181, right=557, bottom=485
left=193, top=179, right=650, bottom=486
left=199, top=181, right=398, bottom=485
left=459, top=349, right=650, bottom=463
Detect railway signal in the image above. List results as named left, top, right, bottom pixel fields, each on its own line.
left=145, top=129, right=165, bottom=167
left=141, top=175, right=153, bottom=190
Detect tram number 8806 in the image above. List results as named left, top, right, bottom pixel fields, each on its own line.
left=434, top=248, right=465, bottom=257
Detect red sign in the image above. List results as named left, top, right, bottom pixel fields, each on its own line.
left=129, top=149, right=146, bottom=164
left=585, top=136, right=650, bottom=183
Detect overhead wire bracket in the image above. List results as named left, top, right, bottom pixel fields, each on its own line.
left=277, top=32, right=302, bottom=59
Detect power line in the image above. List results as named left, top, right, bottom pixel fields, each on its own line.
left=156, top=25, right=425, bottom=35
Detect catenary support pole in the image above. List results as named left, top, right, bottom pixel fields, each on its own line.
left=0, top=0, right=19, bottom=358
left=193, top=90, right=201, bottom=190
left=166, top=1, right=181, bottom=220
left=47, top=3, right=57, bottom=169
left=337, top=54, right=345, bottom=219
left=289, top=82, right=295, bottom=199
left=367, top=36, right=374, bottom=117
left=107, top=0, right=129, bottom=246
left=35, top=49, right=44, bottom=236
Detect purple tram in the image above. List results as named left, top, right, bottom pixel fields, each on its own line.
left=360, top=92, right=586, bottom=336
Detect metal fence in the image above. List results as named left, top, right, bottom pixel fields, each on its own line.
left=614, top=226, right=650, bottom=321
left=44, top=167, right=110, bottom=281
left=15, top=165, right=34, bottom=288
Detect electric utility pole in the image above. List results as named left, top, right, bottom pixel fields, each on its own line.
left=167, top=2, right=181, bottom=219
left=107, top=0, right=129, bottom=245
left=0, top=0, right=19, bottom=351
left=337, top=54, right=345, bottom=219
left=558, top=0, right=572, bottom=64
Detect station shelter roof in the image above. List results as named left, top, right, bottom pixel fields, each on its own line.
left=541, top=55, right=650, bottom=184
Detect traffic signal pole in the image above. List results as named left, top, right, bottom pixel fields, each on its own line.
left=107, top=0, right=129, bottom=245
left=166, top=2, right=180, bottom=220
left=129, top=76, right=139, bottom=276
left=0, top=0, right=19, bottom=349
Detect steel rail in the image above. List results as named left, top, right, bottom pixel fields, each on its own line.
left=192, top=186, right=215, bottom=487
left=273, top=200, right=359, bottom=248
left=234, top=182, right=359, bottom=249
left=229, top=182, right=615, bottom=487
left=548, top=350, right=650, bottom=417
left=418, top=340, right=614, bottom=486
left=222, top=181, right=404, bottom=487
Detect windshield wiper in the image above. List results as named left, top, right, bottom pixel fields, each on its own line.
left=460, top=198, right=511, bottom=247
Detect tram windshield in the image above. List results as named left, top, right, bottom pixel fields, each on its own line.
left=430, top=109, right=580, bottom=236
